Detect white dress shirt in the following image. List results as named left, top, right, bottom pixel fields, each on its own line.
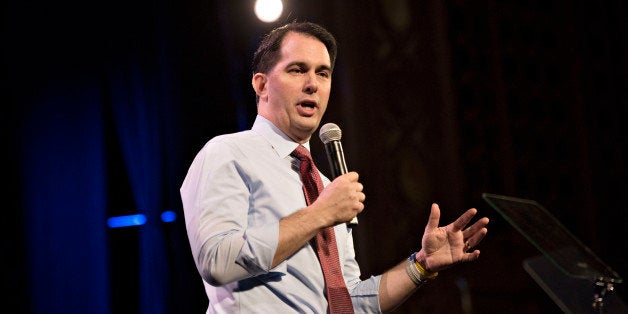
left=180, top=115, right=381, bottom=313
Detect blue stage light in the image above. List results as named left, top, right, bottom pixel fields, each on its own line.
left=107, top=214, right=147, bottom=228
left=161, top=210, right=177, bottom=223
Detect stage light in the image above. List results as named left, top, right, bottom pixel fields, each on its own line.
left=107, top=214, right=147, bottom=228
left=161, top=210, right=177, bottom=223
left=254, top=0, right=283, bottom=23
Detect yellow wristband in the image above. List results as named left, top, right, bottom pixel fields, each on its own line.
left=414, top=259, right=438, bottom=279
left=410, top=253, right=438, bottom=280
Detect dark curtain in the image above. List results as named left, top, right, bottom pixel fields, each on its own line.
left=109, top=62, right=172, bottom=314
left=18, top=79, right=110, bottom=314
left=5, top=0, right=185, bottom=312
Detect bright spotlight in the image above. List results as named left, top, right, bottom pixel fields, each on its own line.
left=254, top=0, right=283, bottom=23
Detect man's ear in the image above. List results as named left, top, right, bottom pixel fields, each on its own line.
left=252, top=73, right=267, bottom=100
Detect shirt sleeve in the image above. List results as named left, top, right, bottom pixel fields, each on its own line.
left=342, top=226, right=382, bottom=312
left=180, top=139, right=279, bottom=286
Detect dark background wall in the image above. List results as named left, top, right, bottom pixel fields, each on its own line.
left=3, top=0, right=626, bottom=313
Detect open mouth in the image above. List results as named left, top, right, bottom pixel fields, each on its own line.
left=298, top=101, right=316, bottom=109
left=297, top=101, right=317, bottom=116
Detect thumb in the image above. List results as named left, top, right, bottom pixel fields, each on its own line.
left=426, top=203, right=441, bottom=231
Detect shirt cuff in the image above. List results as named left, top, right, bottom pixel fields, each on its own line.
left=236, top=220, right=281, bottom=276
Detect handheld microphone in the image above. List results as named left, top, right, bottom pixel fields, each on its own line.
left=319, top=123, right=358, bottom=226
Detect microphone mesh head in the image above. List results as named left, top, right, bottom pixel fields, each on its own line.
left=319, top=123, right=342, bottom=144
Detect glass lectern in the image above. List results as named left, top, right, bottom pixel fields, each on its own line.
left=482, top=193, right=626, bottom=313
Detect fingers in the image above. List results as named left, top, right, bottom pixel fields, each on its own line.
left=341, top=172, right=364, bottom=198
left=465, top=228, right=488, bottom=250
left=338, top=171, right=365, bottom=211
left=341, top=172, right=365, bottom=202
left=463, top=218, right=489, bottom=251
left=463, top=250, right=481, bottom=262
left=462, top=217, right=489, bottom=239
left=452, top=207, right=478, bottom=231
left=439, top=205, right=489, bottom=253
left=344, top=171, right=360, bottom=182
left=358, top=191, right=366, bottom=202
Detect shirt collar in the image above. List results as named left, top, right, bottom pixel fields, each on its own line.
left=251, top=115, right=311, bottom=158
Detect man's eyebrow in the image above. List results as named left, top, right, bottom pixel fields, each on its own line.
left=286, top=61, right=306, bottom=68
left=317, top=64, right=332, bottom=72
left=286, top=61, right=331, bottom=72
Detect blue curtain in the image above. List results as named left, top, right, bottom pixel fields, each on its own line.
left=9, top=0, right=233, bottom=312
left=20, top=79, right=110, bottom=313
left=109, top=60, right=173, bottom=314
left=15, top=4, right=178, bottom=312
left=18, top=52, right=178, bottom=314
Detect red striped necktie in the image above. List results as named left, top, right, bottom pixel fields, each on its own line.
left=292, top=145, right=354, bottom=314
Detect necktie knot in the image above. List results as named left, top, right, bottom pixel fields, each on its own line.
left=291, top=145, right=312, bottom=162
left=292, top=145, right=321, bottom=206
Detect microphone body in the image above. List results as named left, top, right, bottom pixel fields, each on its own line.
left=319, top=123, right=359, bottom=226
left=323, top=140, right=348, bottom=179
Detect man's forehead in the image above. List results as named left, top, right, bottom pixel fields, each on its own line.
left=279, top=32, right=331, bottom=65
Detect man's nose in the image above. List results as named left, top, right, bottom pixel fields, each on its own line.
left=303, top=72, right=318, bottom=94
